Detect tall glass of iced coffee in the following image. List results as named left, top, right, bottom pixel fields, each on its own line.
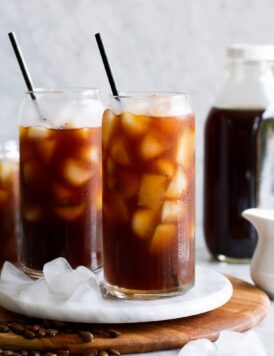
left=102, top=92, right=195, bottom=298
left=19, top=89, right=104, bottom=277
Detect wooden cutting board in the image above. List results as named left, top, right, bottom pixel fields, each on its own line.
left=0, top=276, right=270, bottom=354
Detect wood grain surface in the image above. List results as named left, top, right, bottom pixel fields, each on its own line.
left=0, top=275, right=270, bottom=354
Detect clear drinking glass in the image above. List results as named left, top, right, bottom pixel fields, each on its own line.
left=0, top=138, right=19, bottom=268
left=19, top=88, right=104, bottom=277
left=102, top=92, right=195, bottom=299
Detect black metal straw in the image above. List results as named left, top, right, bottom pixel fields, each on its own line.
left=95, top=33, right=119, bottom=97
left=8, top=32, right=36, bottom=101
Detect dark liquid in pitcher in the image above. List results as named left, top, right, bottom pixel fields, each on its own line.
left=204, top=107, right=264, bottom=259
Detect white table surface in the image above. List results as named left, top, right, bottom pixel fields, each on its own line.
left=133, top=245, right=274, bottom=356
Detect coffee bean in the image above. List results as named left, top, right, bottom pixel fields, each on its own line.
left=0, top=325, right=10, bottom=333
left=108, top=349, right=120, bottom=356
left=10, top=324, right=24, bottom=334
left=83, top=351, right=98, bottom=356
left=23, top=330, right=36, bottom=339
left=108, top=329, right=121, bottom=338
left=98, top=351, right=109, bottom=356
left=21, top=351, right=29, bottom=356
left=0, top=349, right=3, bottom=355
left=12, top=353, right=21, bottom=356
left=46, top=329, right=58, bottom=337
left=30, top=325, right=40, bottom=332
left=79, top=331, right=94, bottom=343
left=56, top=350, right=70, bottom=356
left=44, top=353, right=57, bottom=356
left=37, top=327, right=46, bottom=338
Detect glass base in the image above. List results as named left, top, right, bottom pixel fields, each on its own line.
left=104, top=280, right=195, bottom=300
left=215, top=254, right=251, bottom=264
left=19, top=264, right=43, bottom=279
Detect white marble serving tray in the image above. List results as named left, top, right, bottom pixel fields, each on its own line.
left=0, top=266, right=232, bottom=324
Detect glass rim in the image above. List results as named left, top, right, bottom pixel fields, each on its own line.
left=109, top=91, right=190, bottom=99
left=25, top=87, right=100, bottom=95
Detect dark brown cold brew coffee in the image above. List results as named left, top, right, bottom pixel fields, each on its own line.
left=204, top=107, right=264, bottom=260
left=19, top=126, right=102, bottom=274
left=103, top=103, right=195, bottom=297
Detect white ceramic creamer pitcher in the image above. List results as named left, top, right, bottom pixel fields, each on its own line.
left=242, top=208, right=274, bottom=298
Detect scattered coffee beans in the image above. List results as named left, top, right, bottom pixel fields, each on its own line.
left=107, top=329, right=121, bottom=338
left=45, top=330, right=58, bottom=337
left=78, top=331, right=94, bottom=343
left=37, top=328, right=46, bottom=338
left=0, top=325, right=9, bottom=333
left=23, top=330, right=36, bottom=340
left=0, top=351, right=118, bottom=356
left=0, top=317, right=122, bottom=355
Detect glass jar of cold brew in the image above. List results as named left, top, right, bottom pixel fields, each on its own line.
left=0, top=138, right=19, bottom=268
left=204, top=44, right=274, bottom=262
